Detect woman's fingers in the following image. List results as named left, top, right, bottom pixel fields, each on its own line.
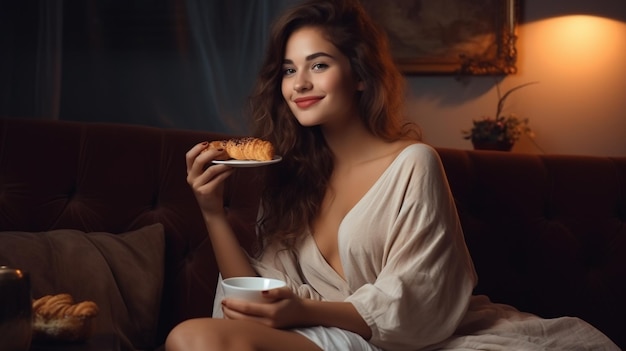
left=221, top=287, right=296, bottom=326
left=192, top=165, right=234, bottom=197
left=185, top=141, right=209, bottom=173
left=221, top=290, right=283, bottom=313
left=186, top=142, right=229, bottom=173
left=222, top=299, right=275, bottom=323
left=261, top=287, right=293, bottom=300
left=184, top=142, right=235, bottom=215
left=186, top=145, right=230, bottom=183
left=222, top=304, right=268, bottom=325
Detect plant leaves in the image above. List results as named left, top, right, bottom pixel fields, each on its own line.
left=495, top=81, right=539, bottom=118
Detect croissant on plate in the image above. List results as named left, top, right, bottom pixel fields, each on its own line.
left=205, top=137, right=275, bottom=161
left=32, top=293, right=99, bottom=342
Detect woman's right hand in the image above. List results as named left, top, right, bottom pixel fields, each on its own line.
left=185, top=141, right=234, bottom=217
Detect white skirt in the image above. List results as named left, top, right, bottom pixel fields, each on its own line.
left=293, top=326, right=383, bottom=351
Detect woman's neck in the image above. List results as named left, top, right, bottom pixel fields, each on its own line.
left=322, top=122, right=389, bottom=167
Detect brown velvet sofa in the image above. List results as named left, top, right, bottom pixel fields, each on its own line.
left=1, top=117, right=624, bottom=350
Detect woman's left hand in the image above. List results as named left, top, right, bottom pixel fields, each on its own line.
left=221, top=287, right=306, bottom=329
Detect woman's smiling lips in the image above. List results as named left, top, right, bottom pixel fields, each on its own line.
left=294, top=96, right=323, bottom=108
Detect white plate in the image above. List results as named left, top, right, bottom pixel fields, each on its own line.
left=212, top=155, right=282, bottom=168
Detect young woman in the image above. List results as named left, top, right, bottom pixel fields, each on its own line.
left=166, top=0, right=618, bottom=350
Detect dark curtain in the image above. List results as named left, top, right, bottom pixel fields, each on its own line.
left=0, top=0, right=293, bottom=134
left=0, top=0, right=63, bottom=120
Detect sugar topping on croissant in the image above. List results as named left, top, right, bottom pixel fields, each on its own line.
left=205, top=137, right=275, bottom=161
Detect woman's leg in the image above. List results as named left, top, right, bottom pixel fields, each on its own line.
left=165, top=318, right=323, bottom=351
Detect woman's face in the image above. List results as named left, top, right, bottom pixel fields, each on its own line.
left=281, top=26, right=363, bottom=129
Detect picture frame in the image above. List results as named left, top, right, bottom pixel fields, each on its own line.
left=360, top=0, right=519, bottom=75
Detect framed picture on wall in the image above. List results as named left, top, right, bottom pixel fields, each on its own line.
left=360, top=0, right=519, bottom=75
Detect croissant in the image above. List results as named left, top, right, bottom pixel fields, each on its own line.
left=206, top=137, right=275, bottom=161
left=32, top=293, right=99, bottom=342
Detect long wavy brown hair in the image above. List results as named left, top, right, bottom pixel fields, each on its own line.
left=248, top=0, right=421, bottom=254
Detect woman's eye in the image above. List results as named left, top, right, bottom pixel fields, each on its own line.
left=283, top=68, right=296, bottom=76
left=312, top=63, right=328, bottom=71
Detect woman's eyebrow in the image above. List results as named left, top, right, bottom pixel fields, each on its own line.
left=283, top=52, right=335, bottom=64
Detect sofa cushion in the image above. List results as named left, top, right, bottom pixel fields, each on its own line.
left=0, top=223, right=165, bottom=351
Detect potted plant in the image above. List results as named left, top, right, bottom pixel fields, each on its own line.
left=463, top=81, right=538, bottom=151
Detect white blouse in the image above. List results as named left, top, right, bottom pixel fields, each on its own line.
left=213, top=143, right=618, bottom=351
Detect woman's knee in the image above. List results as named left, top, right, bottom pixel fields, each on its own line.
left=165, top=318, right=321, bottom=351
left=166, top=318, right=214, bottom=351
left=165, top=319, right=190, bottom=351
left=165, top=318, right=249, bottom=351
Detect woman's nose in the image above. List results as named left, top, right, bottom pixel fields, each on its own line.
left=293, top=74, right=312, bottom=92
